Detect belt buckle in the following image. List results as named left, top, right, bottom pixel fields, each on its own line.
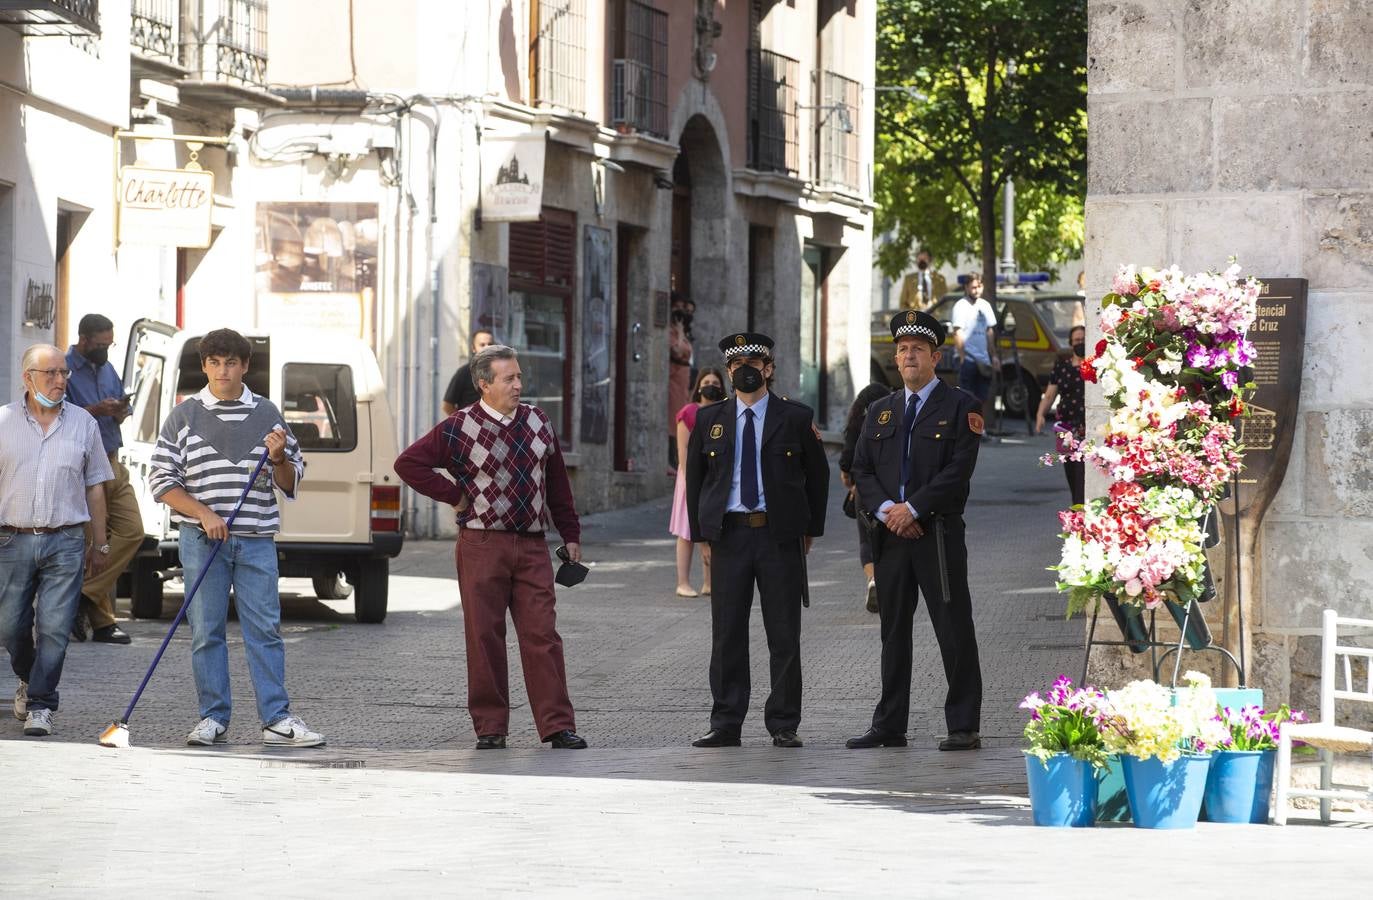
left=747, top=512, right=767, bottom=528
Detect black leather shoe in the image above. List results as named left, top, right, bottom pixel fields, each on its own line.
left=475, top=734, right=506, bottom=750
left=691, top=728, right=741, bottom=748
left=69, top=611, right=88, bottom=643
left=545, top=729, right=588, bottom=749
left=939, top=730, right=982, bottom=751
left=771, top=730, right=803, bottom=748
left=92, top=625, right=132, bottom=645
left=845, top=727, right=908, bottom=749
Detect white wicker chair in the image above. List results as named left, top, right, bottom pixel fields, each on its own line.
left=1274, top=608, right=1373, bottom=825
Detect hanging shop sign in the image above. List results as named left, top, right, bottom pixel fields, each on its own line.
left=480, top=132, right=546, bottom=223
left=118, top=166, right=215, bottom=248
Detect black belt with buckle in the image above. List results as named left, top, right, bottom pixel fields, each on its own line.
left=723, top=511, right=768, bottom=528
left=0, top=524, right=69, bottom=534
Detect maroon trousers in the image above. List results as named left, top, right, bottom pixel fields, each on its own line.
left=455, top=529, right=576, bottom=739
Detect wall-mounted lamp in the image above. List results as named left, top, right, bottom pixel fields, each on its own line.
left=799, top=102, right=854, bottom=134
left=652, top=171, right=674, bottom=190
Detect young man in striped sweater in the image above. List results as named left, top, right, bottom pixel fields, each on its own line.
left=149, top=328, right=324, bottom=748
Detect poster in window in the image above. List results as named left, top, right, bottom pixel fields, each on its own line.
left=470, top=263, right=510, bottom=344
left=580, top=226, right=613, bottom=444
left=254, top=202, right=379, bottom=349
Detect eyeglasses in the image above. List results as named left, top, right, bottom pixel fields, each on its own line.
left=27, top=368, right=72, bottom=380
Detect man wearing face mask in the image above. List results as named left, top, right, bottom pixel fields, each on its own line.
left=900, top=249, right=949, bottom=310
left=64, top=314, right=142, bottom=644
left=0, top=344, right=113, bottom=736
left=685, top=333, right=829, bottom=748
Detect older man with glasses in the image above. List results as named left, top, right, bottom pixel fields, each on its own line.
left=0, top=344, right=113, bottom=737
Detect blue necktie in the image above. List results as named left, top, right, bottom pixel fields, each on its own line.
left=741, top=408, right=759, bottom=510
left=899, top=393, right=921, bottom=489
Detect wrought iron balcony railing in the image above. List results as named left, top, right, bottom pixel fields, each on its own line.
left=816, top=70, right=862, bottom=192
left=211, top=0, right=268, bottom=87
left=130, top=0, right=175, bottom=61
left=0, top=0, right=100, bottom=36
left=747, top=49, right=799, bottom=176
left=610, top=1, right=667, bottom=139
left=532, top=0, right=587, bottom=114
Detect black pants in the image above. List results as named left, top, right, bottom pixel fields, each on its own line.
left=857, top=516, right=873, bottom=567
left=1064, top=459, right=1085, bottom=507
left=708, top=520, right=804, bottom=734
left=871, top=519, right=982, bottom=735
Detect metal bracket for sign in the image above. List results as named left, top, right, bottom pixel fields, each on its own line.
left=1080, top=599, right=1244, bottom=690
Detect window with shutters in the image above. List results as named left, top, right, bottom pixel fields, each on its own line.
left=508, top=208, right=576, bottom=443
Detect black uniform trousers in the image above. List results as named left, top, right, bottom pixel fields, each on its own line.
left=872, top=516, right=982, bottom=735
left=708, top=517, right=804, bottom=734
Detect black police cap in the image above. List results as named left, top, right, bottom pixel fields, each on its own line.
left=718, top=332, right=774, bottom=360
left=889, top=309, right=946, bottom=348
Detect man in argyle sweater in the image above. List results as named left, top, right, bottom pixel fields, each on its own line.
left=395, top=345, right=587, bottom=750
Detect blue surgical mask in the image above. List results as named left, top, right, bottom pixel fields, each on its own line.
left=32, top=390, right=64, bottom=409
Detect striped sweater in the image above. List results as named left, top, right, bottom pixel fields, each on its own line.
left=149, top=386, right=304, bottom=535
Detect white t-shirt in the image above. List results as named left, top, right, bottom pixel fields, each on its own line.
left=952, top=296, right=996, bottom=364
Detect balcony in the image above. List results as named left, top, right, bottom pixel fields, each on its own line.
left=179, top=0, right=282, bottom=108
left=610, top=0, right=667, bottom=139
left=532, top=0, right=586, bottom=115
left=130, top=0, right=175, bottom=62
left=747, top=49, right=799, bottom=176
left=816, top=70, right=862, bottom=193
left=0, top=0, right=99, bottom=36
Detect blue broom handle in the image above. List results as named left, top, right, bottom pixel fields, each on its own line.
left=119, top=447, right=273, bottom=723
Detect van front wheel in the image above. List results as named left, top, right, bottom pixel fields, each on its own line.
left=352, top=559, right=389, bottom=624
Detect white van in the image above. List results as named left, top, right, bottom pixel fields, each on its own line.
left=119, top=320, right=404, bottom=623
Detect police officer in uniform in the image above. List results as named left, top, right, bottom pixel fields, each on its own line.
left=847, top=310, right=985, bottom=751
left=685, top=332, right=829, bottom=748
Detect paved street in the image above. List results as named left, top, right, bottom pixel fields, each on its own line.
left=4, top=434, right=1370, bottom=895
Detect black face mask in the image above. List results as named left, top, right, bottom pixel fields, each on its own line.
left=700, top=384, right=725, bottom=402
left=83, top=346, right=109, bottom=367
left=1072, top=342, right=1086, bottom=358
left=730, top=364, right=765, bottom=394
left=917, top=259, right=929, bottom=270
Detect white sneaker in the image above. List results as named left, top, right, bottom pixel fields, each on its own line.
left=262, top=714, right=325, bottom=748
left=13, top=682, right=26, bottom=721
left=186, top=717, right=228, bottom=746
left=23, top=708, right=52, bottom=736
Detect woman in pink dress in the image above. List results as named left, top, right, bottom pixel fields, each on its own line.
left=670, top=367, right=725, bottom=597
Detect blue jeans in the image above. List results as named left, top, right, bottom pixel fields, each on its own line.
left=0, top=526, right=85, bottom=712
left=958, top=358, right=993, bottom=402
left=179, top=528, right=291, bottom=727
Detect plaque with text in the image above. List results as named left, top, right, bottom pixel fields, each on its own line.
left=1220, top=277, right=1307, bottom=521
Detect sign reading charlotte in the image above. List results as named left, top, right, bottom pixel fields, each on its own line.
left=480, top=132, right=546, bottom=223
left=118, top=166, right=214, bottom=248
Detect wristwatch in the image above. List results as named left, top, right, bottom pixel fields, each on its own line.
left=95, top=543, right=111, bottom=555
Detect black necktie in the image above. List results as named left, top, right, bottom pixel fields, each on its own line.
left=741, top=407, right=759, bottom=510
left=900, top=393, right=921, bottom=488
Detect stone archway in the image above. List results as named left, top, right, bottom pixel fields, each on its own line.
left=670, top=112, right=735, bottom=361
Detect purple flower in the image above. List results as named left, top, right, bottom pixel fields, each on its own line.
left=1185, top=344, right=1212, bottom=368
left=1221, top=370, right=1239, bottom=390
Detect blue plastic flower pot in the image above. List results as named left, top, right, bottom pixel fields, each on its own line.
left=1025, top=753, right=1097, bottom=827
left=1202, top=749, right=1275, bottom=824
left=1121, top=754, right=1211, bottom=829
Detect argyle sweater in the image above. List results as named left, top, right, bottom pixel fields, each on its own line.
left=394, top=403, right=581, bottom=543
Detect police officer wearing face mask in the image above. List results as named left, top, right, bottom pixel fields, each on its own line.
left=63, top=314, right=142, bottom=645
left=685, top=332, right=829, bottom=748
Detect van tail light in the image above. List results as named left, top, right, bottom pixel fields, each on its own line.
left=370, top=486, right=401, bottom=532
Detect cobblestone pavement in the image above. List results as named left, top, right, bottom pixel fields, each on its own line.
left=6, top=433, right=1369, bottom=894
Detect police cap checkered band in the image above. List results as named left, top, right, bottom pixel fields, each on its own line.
left=718, top=332, right=775, bottom=358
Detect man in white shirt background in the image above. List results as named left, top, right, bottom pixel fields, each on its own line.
left=950, top=274, right=999, bottom=436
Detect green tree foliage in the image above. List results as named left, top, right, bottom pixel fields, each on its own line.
left=875, top=0, right=1087, bottom=294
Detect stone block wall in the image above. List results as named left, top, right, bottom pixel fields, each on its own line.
left=1085, top=0, right=1373, bottom=721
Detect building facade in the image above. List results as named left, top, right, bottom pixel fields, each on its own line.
left=0, top=1, right=876, bottom=535
left=1085, top=0, right=1372, bottom=711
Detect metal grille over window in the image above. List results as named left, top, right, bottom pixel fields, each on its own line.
left=611, top=1, right=668, bottom=139
left=818, top=70, right=862, bottom=192
left=533, top=0, right=587, bottom=114
left=747, top=49, right=799, bottom=175
left=213, top=0, right=268, bottom=87
left=130, top=0, right=175, bottom=60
